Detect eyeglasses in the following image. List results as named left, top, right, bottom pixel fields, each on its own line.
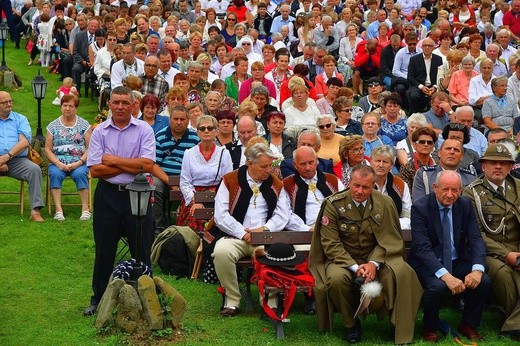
left=198, top=126, right=215, bottom=132
left=242, top=42, right=251, bottom=45
left=422, top=44, right=434, bottom=47
left=318, top=123, right=333, bottom=130
left=350, top=147, right=364, bottom=154
left=227, top=18, right=236, bottom=21
left=340, top=108, right=352, bottom=112
left=0, top=99, right=13, bottom=105
left=363, top=122, right=378, bottom=126
left=107, top=38, right=117, bottom=41
left=416, top=140, right=434, bottom=145
left=368, top=83, right=380, bottom=87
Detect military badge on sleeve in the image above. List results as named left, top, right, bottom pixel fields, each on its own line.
left=322, top=215, right=330, bottom=226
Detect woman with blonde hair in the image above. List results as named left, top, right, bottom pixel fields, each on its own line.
left=333, top=135, right=370, bottom=188
left=196, top=53, right=219, bottom=84
left=297, top=14, right=316, bottom=52
left=284, top=76, right=320, bottom=137
left=437, top=49, right=464, bottom=92
left=114, top=18, right=129, bottom=43
left=188, top=31, right=204, bottom=58
left=161, top=87, right=187, bottom=116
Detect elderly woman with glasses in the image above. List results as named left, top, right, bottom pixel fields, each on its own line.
left=370, top=145, right=411, bottom=229
left=361, top=112, right=394, bottom=158
left=316, top=114, right=343, bottom=164
left=264, top=111, right=295, bottom=159
left=333, top=135, right=370, bottom=188
left=448, top=56, right=478, bottom=107
left=399, top=126, right=437, bottom=190
left=177, top=115, right=233, bottom=231
left=333, top=96, right=363, bottom=136
left=482, top=76, right=519, bottom=136
left=396, top=112, right=429, bottom=167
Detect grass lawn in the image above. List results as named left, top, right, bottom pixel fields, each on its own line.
left=0, top=40, right=513, bottom=346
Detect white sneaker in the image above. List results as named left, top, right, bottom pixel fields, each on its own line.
left=52, top=97, right=61, bottom=106
left=53, top=212, right=65, bottom=221
left=80, top=211, right=92, bottom=221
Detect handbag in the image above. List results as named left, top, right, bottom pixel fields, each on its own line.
left=27, top=146, right=42, bottom=166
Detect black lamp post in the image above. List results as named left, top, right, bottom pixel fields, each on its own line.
left=0, top=22, right=8, bottom=71
left=126, top=170, right=155, bottom=288
left=31, top=70, right=48, bottom=144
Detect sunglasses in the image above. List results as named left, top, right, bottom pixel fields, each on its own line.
left=318, top=123, right=333, bottom=130
left=198, top=126, right=215, bottom=132
left=368, top=83, right=380, bottom=87
left=340, top=108, right=352, bottom=112
left=227, top=18, right=236, bottom=21
left=416, top=140, right=434, bottom=145
left=242, top=42, right=251, bottom=45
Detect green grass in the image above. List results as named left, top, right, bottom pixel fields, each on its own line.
left=0, top=40, right=514, bottom=346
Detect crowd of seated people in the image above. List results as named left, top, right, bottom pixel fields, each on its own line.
left=6, top=0, right=520, bottom=342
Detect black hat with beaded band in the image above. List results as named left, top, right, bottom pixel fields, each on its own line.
left=256, top=243, right=306, bottom=267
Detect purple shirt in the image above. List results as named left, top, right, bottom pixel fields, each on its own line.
left=87, top=116, right=156, bottom=184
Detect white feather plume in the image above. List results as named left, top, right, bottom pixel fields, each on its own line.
left=360, top=281, right=382, bottom=298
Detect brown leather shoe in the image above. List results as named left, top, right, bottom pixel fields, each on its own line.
left=220, top=306, right=240, bottom=317
left=422, top=330, right=439, bottom=342
left=458, top=323, right=484, bottom=341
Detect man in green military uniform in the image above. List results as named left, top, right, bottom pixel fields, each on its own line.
left=463, top=143, right=520, bottom=341
left=309, top=165, right=422, bottom=344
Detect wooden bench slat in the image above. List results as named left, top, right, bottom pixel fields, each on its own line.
left=251, top=231, right=313, bottom=246
left=194, top=191, right=216, bottom=203
left=193, top=208, right=214, bottom=220
left=168, top=176, right=180, bottom=185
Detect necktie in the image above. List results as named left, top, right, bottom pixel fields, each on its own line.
left=162, top=72, right=167, bottom=79
left=441, top=207, right=453, bottom=273
left=497, top=186, right=504, bottom=197
left=358, top=203, right=365, bottom=218
left=88, top=34, right=93, bottom=44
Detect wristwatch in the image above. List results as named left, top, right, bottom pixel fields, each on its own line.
left=262, top=226, right=270, bottom=232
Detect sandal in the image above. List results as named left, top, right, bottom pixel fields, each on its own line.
left=53, top=212, right=65, bottom=221
left=80, top=211, right=92, bottom=221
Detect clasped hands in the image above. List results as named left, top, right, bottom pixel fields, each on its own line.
left=505, top=252, right=520, bottom=270
left=242, top=227, right=265, bottom=244
left=356, top=262, right=377, bottom=284
left=441, top=270, right=483, bottom=295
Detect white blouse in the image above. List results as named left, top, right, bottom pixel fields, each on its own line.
left=180, top=145, right=233, bottom=205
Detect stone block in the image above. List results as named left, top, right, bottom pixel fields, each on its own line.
left=138, top=275, right=163, bottom=330
left=154, top=276, right=186, bottom=329
left=95, top=278, right=125, bottom=328
left=115, top=284, right=144, bottom=334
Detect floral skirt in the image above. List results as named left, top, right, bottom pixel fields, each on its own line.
left=176, top=185, right=217, bottom=232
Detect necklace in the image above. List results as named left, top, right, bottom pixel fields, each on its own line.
left=252, top=184, right=260, bottom=208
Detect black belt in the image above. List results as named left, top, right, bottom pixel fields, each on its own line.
left=100, top=179, right=128, bottom=192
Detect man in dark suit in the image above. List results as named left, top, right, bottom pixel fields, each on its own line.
left=72, top=18, right=100, bottom=95
left=480, top=24, right=496, bottom=51
left=406, top=37, right=443, bottom=114
left=280, top=129, right=333, bottom=178
left=409, top=170, right=491, bottom=342
left=226, top=116, right=257, bottom=170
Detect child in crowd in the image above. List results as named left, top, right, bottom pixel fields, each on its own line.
left=37, top=13, right=53, bottom=67
left=52, top=78, right=79, bottom=105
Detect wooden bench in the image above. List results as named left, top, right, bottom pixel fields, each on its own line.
left=165, top=175, right=182, bottom=225
left=250, top=231, right=314, bottom=340
left=190, top=191, right=216, bottom=280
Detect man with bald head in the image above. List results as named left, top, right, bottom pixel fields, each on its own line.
left=410, top=170, right=490, bottom=342
left=475, top=44, right=507, bottom=77
left=226, top=116, right=258, bottom=170
left=140, top=55, right=169, bottom=104
left=280, top=129, right=334, bottom=177
left=284, top=146, right=344, bottom=232
left=406, top=37, right=443, bottom=114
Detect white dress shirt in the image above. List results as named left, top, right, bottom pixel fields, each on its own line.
left=214, top=171, right=290, bottom=239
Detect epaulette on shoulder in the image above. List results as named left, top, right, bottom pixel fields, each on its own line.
left=466, top=177, right=484, bottom=189
left=328, top=189, right=349, bottom=202
left=422, top=165, right=438, bottom=171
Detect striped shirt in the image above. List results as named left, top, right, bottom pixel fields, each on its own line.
left=155, top=127, right=199, bottom=175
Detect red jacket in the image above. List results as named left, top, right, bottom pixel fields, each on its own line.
left=354, top=41, right=382, bottom=71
